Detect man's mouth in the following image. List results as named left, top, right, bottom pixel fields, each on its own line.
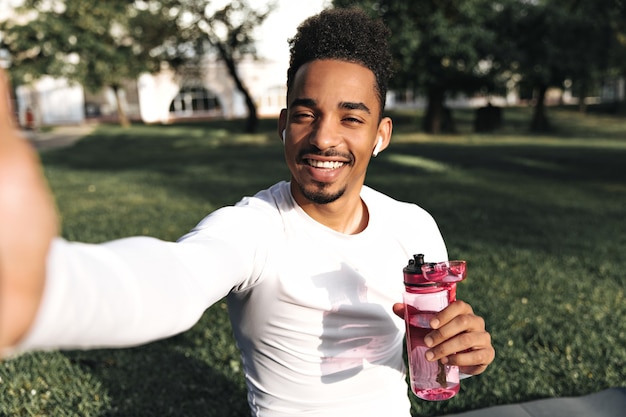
left=305, top=159, right=345, bottom=169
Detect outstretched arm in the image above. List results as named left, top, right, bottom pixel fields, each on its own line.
left=0, top=69, right=58, bottom=351
left=0, top=73, right=268, bottom=354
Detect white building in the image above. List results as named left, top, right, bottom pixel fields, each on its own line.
left=137, top=55, right=288, bottom=124
left=16, top=77, right=85, bottom=127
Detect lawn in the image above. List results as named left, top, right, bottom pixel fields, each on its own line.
left=1, top=106, right=625, bottom=416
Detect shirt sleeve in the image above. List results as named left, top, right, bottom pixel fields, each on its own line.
left=10, top=199, right=280, bottom=355
left=11, top=234, right=251, bottom=354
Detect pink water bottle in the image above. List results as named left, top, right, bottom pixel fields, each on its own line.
left=402, top=254, right=467, bottom=401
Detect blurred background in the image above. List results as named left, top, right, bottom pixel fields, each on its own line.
left=1, top=0, right=624, bottom=134
left=0, top=0, right=328, bottom=130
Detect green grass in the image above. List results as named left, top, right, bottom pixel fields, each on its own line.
left=1, top=106, right=625, bottom=416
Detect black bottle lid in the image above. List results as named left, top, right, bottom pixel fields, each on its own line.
left=403, top=253, right=426, bottom=274
left=403, top=253, right=435, bottom=286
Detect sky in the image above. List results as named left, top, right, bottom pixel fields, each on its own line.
left=251, top=0, right=330, bottom=62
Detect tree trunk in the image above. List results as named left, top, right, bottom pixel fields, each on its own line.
left=578, top=79, right=588, bottom=114
left=422, top=86, right=455, bottom=134
left=112, top=85, right=131, bottom=128
left=531, top=84, right=550, bottom=132
left=216, top=43, right=258, bottom=133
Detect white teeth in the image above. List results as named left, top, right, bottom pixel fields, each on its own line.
left=307, top=160, right=344, bottom=169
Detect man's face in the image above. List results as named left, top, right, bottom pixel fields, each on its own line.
left=281, top=59, right=388, bottom=207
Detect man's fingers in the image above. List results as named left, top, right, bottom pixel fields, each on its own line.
left=392, top=302, right=404, bottom=319
left=429, top=300, right=474, bottom=329
left=0, top=70, right=17, bottom=132
left=422, top=301, right=494, bottom=375
left=455, top=340, right=496, bottom=376
left=426, top=324, right=486, bottom=355
left=459, top=363, right=491, bottom=376
left=393, top=298, right=495, bottom=376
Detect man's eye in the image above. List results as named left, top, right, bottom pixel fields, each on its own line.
left=343, top=117, right=363, bottom=124
left=293, top=113, right=314, bottom=121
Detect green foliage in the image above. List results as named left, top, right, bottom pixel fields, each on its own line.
left=1, top=108, right=625, bottom=416
left=492, top=0, right=617, bottom=102
left=151, top=0, right=277, bottom=132
left=0, top=0, right=275, bottom=130
left=333, top=0, right=626, bottom=132
left=333, top=0, right=503, bottom=133
left=334, top=0, right=498, bottom=92
left=137, top=0, right=275, bottom=66
left=0, top=1, right=168, bottom=89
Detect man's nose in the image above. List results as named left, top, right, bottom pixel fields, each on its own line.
left=308, top=119, right=341, bottom=150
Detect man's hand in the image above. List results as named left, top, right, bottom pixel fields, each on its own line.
left=393, top=300, right=495, bottom=376
left=0, top=69, right=58, bottom=351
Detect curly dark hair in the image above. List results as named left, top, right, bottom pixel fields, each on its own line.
left=287, top=7, right=393, bottom=118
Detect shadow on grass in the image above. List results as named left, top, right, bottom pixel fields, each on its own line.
left=41, top=119, right=626, bottom=200
left=63, top=305, right=249, bottom=417
left=41, top=121, right=626, bottom=255
left=389, top=106, right=626, bottom=140
left=64, top=348, right=247, bottom=417
left=375, top=140, right=626, bottom=183
left=41, top=123, right=290, bottom=209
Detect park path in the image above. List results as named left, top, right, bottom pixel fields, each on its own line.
left=21, top=123, right=97, bottom=151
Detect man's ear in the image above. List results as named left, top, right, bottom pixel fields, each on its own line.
left=373, top=117, right=393, bottom=156
left=372, top=136, right=384, bottom=157
left=278, top=108, right=287, bottom=144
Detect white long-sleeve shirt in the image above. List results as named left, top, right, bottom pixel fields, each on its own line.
left=17, top=181, right=448, bottom=417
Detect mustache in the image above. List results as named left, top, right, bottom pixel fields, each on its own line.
left=297, top=148, right=354, bottom=163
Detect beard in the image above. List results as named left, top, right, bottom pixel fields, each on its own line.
left=292, top=148, right=353, bottom=204
left=296, top=180, right=346, bottom=204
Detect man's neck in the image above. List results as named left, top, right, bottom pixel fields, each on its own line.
left=290, top=183, right=369, bottom=235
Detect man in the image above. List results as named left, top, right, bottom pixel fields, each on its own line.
left=0, top=8, right=494, bottom=417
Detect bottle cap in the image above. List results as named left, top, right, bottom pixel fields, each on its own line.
left=403, top=254, right=436, bottom=286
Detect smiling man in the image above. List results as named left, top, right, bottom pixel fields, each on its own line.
left=0, top=7, right=494, bottom=417
left=282, top=59, right=392, bottom=232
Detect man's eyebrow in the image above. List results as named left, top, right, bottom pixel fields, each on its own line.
left=290, top=98, right=317, bottom=108
left=340, top=101, right=371, bottom=114
left=289, top=98, right=371, bottom=114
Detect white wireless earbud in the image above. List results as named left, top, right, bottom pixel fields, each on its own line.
left=372, top=136, right=383, bottom=157
left=281, top=129, right=286, bottom=144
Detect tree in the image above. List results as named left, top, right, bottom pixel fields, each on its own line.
left=0, top=0, right=179, bottom=127
left=334, top=0, right=625, bottom=133
left=147, top=0, right=276, bottom=133
left=493, top=0, right=616, bottom=131
left=604, top=0, right=626, bottom=112
left=333, top=0, right=503, bottom=134
left=1, top=0, right=275, bottom=131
